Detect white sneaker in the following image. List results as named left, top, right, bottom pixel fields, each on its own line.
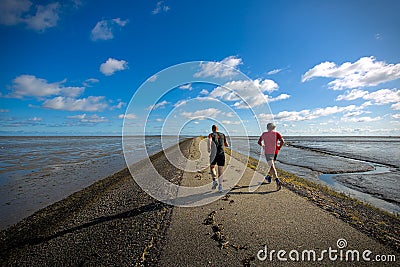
left=212, top=180, right=218, bottom=190
left=218, top=184, right=223, bottom=193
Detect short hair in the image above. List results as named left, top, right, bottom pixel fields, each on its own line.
left=212, top=125, right=218, bottom=131
left=267, top=123, right=276, bottom=131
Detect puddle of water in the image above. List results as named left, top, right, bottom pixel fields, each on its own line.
left=318, top=163, right=399, bottom=214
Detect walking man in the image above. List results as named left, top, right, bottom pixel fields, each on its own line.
left=208, top=125, right=229, bottom=193
left=258, top=123, right=285, bottom=190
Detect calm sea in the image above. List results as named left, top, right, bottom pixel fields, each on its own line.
left=0, top=136, right=181, bottom=229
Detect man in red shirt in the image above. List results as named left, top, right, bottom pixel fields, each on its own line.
left=258, top=123, right=285, bottom=190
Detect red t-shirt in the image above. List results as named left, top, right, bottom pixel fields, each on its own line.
left=260, top=131, right=283, bottom=154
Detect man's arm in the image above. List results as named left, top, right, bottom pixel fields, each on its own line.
left=258, top=136, right=263, bottom=146
left=208, top=134, right=212, bottom=153
left=278, top=135, right=285, bottom=149
left=224, top=135, right=229, bottom=147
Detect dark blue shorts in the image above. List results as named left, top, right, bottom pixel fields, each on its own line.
left=210, top=153, right=225, bottom=166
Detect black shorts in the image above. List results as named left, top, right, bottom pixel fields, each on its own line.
left=265, top=154, right=277, bottom=162
left=210, top=153, right=225, bottom=166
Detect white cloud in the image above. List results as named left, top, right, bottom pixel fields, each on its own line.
left=199, top=89, right=209, bottom=95
left=267, top=93, right=290, bottom=103
left=91, top=18, right=129, bottom=41
left=363, top=88, right=400, bottom=105
left=8, top=75, right=84, bottom=99
left=342, top=111, right=367, bottom=118
left=83, top=78, right=99, bottom=87
left=29, top=117, right=42, bottom=121
left=42, top=96, right=108, bottom=111
left=146, top=100, right=169, bottom=110
left=210, top=78, right=279, bottom=109
left=118, top=113, right=137, bottom=119
left=194, top=56, right=242, bottom=78
left=341, top=116, right=381, bottom=123
left=392, top=114, right=400, bottom=119
left=267, top=69, right=282, bottom=75
left=111, top=101, right=126, bottom=110
left=68, top=114, right=108, bottom=123
left=25, top=2, right=59, bottom=31
left=148, top=75, right=158, bottom=82
left=0, top=0, right=31, bottom=25
left=100, top=58, right=128, bottom=76
left=260, top=105, right=361, bottom=122
left=0, top=109, right=10, bottom=113
left=0, top=0, right=60, bottom=31
left=302, top=56, right=400, bottom=90
left=221, top=120, right=240, bottom=125
left=181, top=108, right=222, bottom=120
left=152, top=1, right=170, bottom=14
left=174, top=99, right=189, bottom=108
left=392, top=102, right=400, bottom=110
left=336, top=89, right=368, bottom=101
left=337, top=88, right=400, bottom=109
left=179, top=84, right=192, bottom=90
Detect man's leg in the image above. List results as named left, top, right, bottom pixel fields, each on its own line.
left=217, top=165, right=224, bottom=185
left=210, top=164, right=218, bottom=189
left=268, top=160, right=281, bottom=190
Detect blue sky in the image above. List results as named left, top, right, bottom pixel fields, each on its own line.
left=1, top=0, right=399, bottom=136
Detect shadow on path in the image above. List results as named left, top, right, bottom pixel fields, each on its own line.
left=1, top=201, right=167, bottom=255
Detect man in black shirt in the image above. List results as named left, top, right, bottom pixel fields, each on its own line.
left=208, top=125, right=229, bottom=193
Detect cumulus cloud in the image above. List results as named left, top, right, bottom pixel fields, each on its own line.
left=111, top=101, right=126, bottom=110
left=179, top=84, right=192, bottom=90
left=7, top=75, right=84, bottom=99
left=363, top=88, right=400, bottom=105
left=146, top=100, right=169, bottom=110
left=336, top=89, right=368, bottom=101
left=194, top=56, right=242, bottom=78
left=392, top=114, right=400, bottom=119
left=118, top=113, right=137, bottom=119
left=91, top=18, right=129, bottom=41
left=152, top=1, right=170, bottom=14
left=210, top=78, right=279, bottom=109
left=68, top=114, right=108, bottom=123
left=181, top=108, right=226, bottom=120
left=341, top=116, right=381, bottom=123
left=221, top=120, right=240, bottom=125
left=267, top=93, right=291, bottom=103
left=337, top=88, right=400, bottom=108
left=392, top=102, right=400, bottom=110
left=174, top=99, right=189, bottom=108
left=302, top=56, right=400, bottom=90
left=0, top=0, right=60, bottom=31
left=199, top=89, right=209, bottom=95
left=42, top=96, right=108, bottom=111
left=100, top=58, right=128, bottom=76
left=260, top=105, right=361, bottom=122
left=267, top=69, right=282, bottom=75
left=83, top=78, right=99, bottom=87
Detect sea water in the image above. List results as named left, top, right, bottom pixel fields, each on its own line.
left=0, top=136, right=181, bottom=229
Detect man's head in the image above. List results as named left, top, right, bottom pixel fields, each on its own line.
left=267, top=123, right=276, bottom=131
left=212, top=124, right=218, bottom=132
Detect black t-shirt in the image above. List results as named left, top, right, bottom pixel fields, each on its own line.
left=209, top=132, right=226, bottom=155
